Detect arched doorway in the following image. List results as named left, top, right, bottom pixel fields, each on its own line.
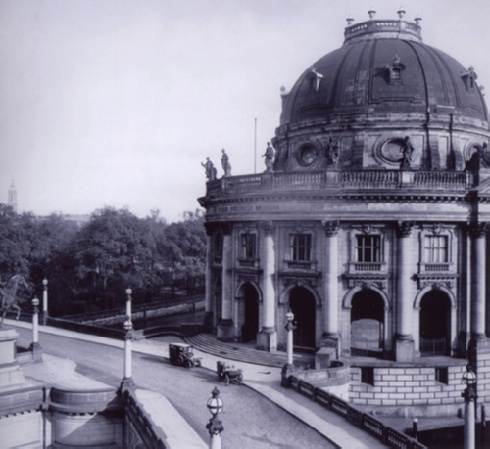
left=240, top=283, right=259, bottom=342
left=350, top=290, right=384, bottom=356
left=419, top=290, right=451, bottom=356
left=289, top=287, right=316, bottom=350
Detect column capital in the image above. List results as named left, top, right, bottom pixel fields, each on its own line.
left=396, top=221, right=415, bottom=238
left=220, top=223, right=233, bottom=236
left=468, top=221, right=488, bottom=238
left=260, top=220, right=275, bottom=236
left=323, top=220, right=340, bottom=237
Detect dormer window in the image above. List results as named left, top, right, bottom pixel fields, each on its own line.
left=387, top=54, right=406, bottom=85
left=308, top=67, right=323, bottom=92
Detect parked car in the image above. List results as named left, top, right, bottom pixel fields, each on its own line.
left=169, top=342, right=202, bottom=369
left=217, top=361, right=243, bottom=385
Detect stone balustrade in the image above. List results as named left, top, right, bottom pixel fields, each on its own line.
left=205, top=170, right=472, bottom=198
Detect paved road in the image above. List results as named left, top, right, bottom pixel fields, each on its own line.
left=16, top=328, right=335, bottom=449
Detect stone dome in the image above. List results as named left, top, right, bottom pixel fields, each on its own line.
left=274, top=13, right=489, bottom=173
left=280, top=18, right=487, bottom=125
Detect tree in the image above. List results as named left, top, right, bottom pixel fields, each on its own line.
left=163, top=209, right=206, bottom=295
left=73, top=207, right=160, bottom=306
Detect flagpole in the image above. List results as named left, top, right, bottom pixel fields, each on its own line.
left=254, top=117, right=257, bottom=174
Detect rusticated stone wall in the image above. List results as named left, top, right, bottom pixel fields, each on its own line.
left=349, top=363, right=467, bottom=417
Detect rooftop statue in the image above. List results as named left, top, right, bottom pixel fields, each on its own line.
left=221, top=149, right=232, bottom=177
left=0, top=274, right=30, bottom=326
left=202, top=157, right=218, bottom=181
left=263, top=142, right=275, bottom=172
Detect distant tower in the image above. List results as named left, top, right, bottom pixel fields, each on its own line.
left=8, top=180, right=17, bottom=213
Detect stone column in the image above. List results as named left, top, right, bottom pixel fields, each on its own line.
left=218, top=224, right=234, bottom=341
left=470, top=222, right=486, bottom=339
left=203, top=224, right=214, bottom=331
left=395, top=221, right=415, bottom=362
left=257, top=221, right=277, bottom=351
left=318, top=221, right=340, bottom=366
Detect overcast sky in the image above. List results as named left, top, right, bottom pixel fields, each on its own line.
left=1, top=0, right=489, bottom=222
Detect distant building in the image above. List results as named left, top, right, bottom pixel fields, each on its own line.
left=8, top=180, right=17, bottom=213
left=199, top=10, right=490, bottom=415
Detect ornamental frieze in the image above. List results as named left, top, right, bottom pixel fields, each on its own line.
left=415, top=274, right=457, bottom=290
left=343, top=273, right=389, bottom=290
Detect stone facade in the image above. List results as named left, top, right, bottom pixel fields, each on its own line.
left=199, top=12, right=490, bottom=411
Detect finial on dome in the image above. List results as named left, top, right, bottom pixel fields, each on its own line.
left=280, top=85, right=289, bottom=97
left=397, top=8, right=406, bottom=19
left=368, top=9, right=376, bottom=20
left=414, top=15, right=422, bottom=25
left=346, top=16, right=355, bottom=26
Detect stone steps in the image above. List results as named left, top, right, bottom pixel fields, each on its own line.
left=185, top=334, right=313, bottom=368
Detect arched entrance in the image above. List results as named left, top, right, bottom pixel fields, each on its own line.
left=419, top=290, right=451, bottom=356
left=239, top=283, right=259, bottom=342
left=350, top=290, right=384, bottom=356
left=289, top=287, right=316, bottom=350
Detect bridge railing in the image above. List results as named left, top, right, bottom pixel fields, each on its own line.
left=286, top=377, right=427, bottom=449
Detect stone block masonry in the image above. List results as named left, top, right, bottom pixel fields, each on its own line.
left=349, top=363, right=467, bottom=417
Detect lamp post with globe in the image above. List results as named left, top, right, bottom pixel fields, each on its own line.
left=462, top=364, right=477, bottom=449
left=206, top=387, right=224, bottom=449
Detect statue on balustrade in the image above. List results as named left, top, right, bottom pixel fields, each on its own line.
left=221, top=149, right=232, bottom=177
left=324, top=137, right=339, bottom=166
left=202, top=157, right=218, bottom=181
left=466, top=142, right=490, bottom=170
left=263, top=141, right=275, bottom=172
left=399, top=136, right=415, bottom=170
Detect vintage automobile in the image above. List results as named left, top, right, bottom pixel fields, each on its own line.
left=217, top=361, right=243, bottom=385
left=169, top=342, right=202, bottom=369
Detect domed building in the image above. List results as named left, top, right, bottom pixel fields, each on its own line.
left=199, top=10, right=490, bottom=411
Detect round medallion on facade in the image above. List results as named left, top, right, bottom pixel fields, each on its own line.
left=297, top=144, right=318, bottom=167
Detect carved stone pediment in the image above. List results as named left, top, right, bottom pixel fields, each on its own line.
left=343, top=273, right=389, bottom=290
left=415, top=273, right=458, bottom=290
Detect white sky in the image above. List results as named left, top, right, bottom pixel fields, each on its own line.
left=1, top=0, right=489, bottom=223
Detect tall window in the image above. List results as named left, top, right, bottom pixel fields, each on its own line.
left=424, top=235, right=448, bottom=263
left=290, top=234, right=312, bottom=261
left=241, top=233, right=257, bottom=259
left=356, top=235, right=381, bottom=263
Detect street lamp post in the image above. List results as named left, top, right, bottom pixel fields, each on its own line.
left=30, top=297, right=42, bottom=360
left=281, top=309, right=297, bottom=387
left=285, top=310, right=295, bottom=366
left=125, top=288, right=132, bottom=319
left=462, top=364, right=477, bottom=449
left=206, top=387, right=224, bottom=449
left=121, top=318, right=134, bottom=389
left=42, top=278, right=48, bottom=325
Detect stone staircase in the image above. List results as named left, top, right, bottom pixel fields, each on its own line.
left=185, top=333, right=314, bottom=368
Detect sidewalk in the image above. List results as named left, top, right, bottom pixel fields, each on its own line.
left=8, top=319, right=388, bottom=448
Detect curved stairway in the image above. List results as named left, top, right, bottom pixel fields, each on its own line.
left=185, top=333, right=314, bottom=368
